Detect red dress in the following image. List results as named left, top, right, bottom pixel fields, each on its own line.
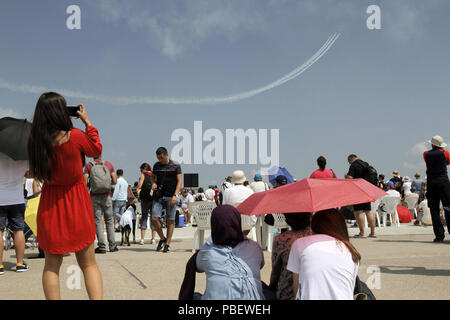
left=37, top=126, right=102, bottom=254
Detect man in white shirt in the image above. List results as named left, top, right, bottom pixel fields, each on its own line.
left=205, top=185, right=216, bottom=202
left=0, top=152, right=30, bottom=274
left=178, top=188, right=195, bottom=226
left=223, top=170, right=255, bottom=235
left=249, top=174, right=269, bottom=193
left=112, top=169, right=129, bottom=224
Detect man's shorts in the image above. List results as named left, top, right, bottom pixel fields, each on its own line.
left=152, top=197, right=177, bottom=221
left=353, top=202, right=372, bottom=212
left=0, top=203, right=26, bottom=232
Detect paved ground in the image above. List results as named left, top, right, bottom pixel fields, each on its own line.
left=1, top=222, right=450, bottom=300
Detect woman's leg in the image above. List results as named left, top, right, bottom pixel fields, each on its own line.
left=75, top=242, right=103, bottom=300
left=42, top=252, right=64, bottom=300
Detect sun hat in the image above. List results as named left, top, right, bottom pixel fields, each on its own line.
left=254, top=173, right=262, bottom=181
left=414, top=173, right=421, bottom=178
left=392, top=170, right=399, bottom=176
left=231, top=170, right=246, bottom=184
left=403, top=176, right=411, bottom=182
left=430, top=135, right=447, bottom=148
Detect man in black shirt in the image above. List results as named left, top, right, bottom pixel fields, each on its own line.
left=423, top=135, right=450, bottom=243
left=344, top=154, right=376, bottom=238
left=151, top=147, right=182, bottom=252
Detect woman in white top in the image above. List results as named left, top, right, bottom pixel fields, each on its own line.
left=402, top=176, right=412, bottom=196
left=287, top=209, right=360, bottom=300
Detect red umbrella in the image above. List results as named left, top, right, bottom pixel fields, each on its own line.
left=237, top=178, right=387, bottom=215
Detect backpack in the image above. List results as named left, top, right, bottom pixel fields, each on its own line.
left=353, top=276, right=376, bottom=300
left=357, top=160, right=378, bottom=186
left=140, top=172, right=153, bottom=200
left=89, top=161, right=112, bottom=194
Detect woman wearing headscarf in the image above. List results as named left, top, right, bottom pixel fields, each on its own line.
left=179, top=205, right=265, bottom=300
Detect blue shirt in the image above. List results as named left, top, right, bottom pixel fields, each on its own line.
left=112, top=177, right=128, bottom=201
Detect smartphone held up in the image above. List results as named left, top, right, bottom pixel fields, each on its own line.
left=67, top=105, right=81, bottom=117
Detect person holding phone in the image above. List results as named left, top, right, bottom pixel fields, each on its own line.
left=28, top=92, right=103, bottom=300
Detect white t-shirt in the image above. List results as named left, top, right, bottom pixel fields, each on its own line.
left=178, top=194, right=195, bottom=210
left=403, top=182, right=412, bottom=195
left=223, top=185, right=256, bottom=229
left=287, top=234, right=359, bottom=300
left=195, top=192, right=207, bottom=201
left=120, top=206, right=136, bottom=229
left=222, top=185, right=254, bottom=207
left=0, top=153, right=28, bottom=206
left=386, top=189, right=401, bottom=197
left=205, top=188, right=216, bottom=202
left=249, top=181, right=269, bottom=193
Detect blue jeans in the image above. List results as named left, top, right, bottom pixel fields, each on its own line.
left=152, top=197, right=176, bottom=221
left=113, top=200, right=127, bottom=220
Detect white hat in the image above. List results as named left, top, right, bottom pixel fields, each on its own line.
left=430, top=135, right=447, bottom=148
left=231, top=170, right=246, bottom=184
left=403, top=176, right=411, bottom=182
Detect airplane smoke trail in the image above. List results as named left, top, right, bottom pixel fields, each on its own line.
left=0, top=32, right=340, bottom=105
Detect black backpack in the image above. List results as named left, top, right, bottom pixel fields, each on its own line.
left=140, top=172, right=153, bottom=200
left=354, top=276, right=376, bottom=300
left=357, top=160, right=378, bottom=186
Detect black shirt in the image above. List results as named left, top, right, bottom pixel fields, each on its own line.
left=347, top=159, right=368, bottom=179
left=424, top=148, right=450, bottom=182
left=153, top=160, right=182, bottom=197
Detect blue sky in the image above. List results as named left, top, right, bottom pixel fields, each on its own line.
left=1, top=0, right=449, bottom=187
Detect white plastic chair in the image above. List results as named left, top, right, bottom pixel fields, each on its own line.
left=404, top=194, right=419, bottom=219
left=366, top=199, right=382, bottom=228
left=229, top=202, right=258, bottom=242
left=380, top=196, right=401, bottom=227
left=267, top=214, right=289, bottom=252
left=190, top=201, right=216, bottom=252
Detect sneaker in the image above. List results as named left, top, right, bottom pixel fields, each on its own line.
left=433, top=238, right=444, bottom=243
left=368, top=234, right=377, bottom=238
left=150, top=239, right=156, bottom=244
left=354, top=234, right=367, bottom=238
left=94, top=247, right=107, bottom=254
left=0, top=265, right=4, bottom=275
left=163, top=244, right=171, bottom=253
left=414, top=220, right=420, bottom=226
left=139, top=239, right=145, bottom=245
left=156, top=239, right=167, bottom=252
left=16, top=262, right=29, bottom=272
left=110, top=247, right=119, bottom=252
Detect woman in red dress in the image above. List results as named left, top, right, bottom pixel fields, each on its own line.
left=28, top=92, right=103, bottom=300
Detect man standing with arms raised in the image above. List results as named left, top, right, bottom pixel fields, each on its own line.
left=423, top=135, right=450, bottom=243
left=151, top=147, right=182, bottom=253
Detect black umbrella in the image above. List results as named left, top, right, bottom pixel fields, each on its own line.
left=0, top=117, right=32, bottom=160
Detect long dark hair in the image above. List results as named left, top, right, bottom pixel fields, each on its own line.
left=311, top=209, right=361, bottom=263
left=284, top=212, right=312, bottom=231
left=28, top=92, right=73, bottom=182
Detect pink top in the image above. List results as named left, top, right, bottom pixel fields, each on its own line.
left=310, top=168, right=337, bottom=179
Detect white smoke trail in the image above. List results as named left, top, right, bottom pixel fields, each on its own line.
left=0, top=32, right=340, bottom=105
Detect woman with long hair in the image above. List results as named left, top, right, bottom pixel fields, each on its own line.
left=269, top=213, right=312, bottom=300
left=136, top=162, right=156, bottom=244
left=309, top=156, right=337, bottom=179
left=287, top=209, right=360, bottom=300
left=28, top=92, right=103, bottom=300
